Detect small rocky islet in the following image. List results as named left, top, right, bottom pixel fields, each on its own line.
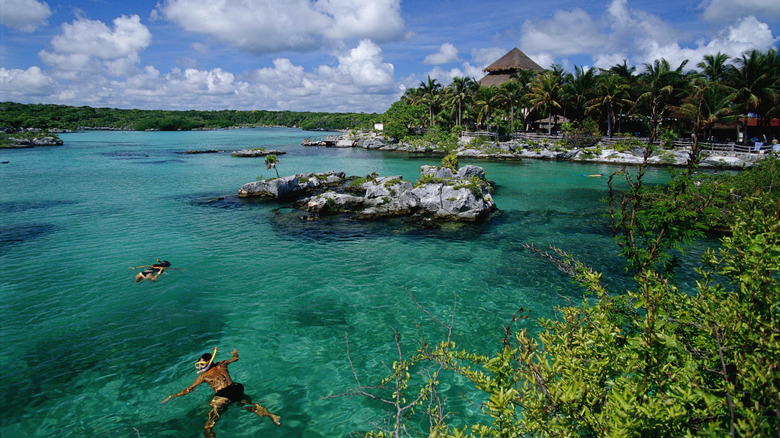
left=238, top=164, right=495, bottom=224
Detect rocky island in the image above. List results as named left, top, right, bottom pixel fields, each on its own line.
left=238, top=162, right=495, bottom=223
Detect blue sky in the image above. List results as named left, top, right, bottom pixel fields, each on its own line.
left=1, top=0, right=778, bottom=113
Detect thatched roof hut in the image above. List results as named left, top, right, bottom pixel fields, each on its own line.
left=478, top=48, right=543, bottom=87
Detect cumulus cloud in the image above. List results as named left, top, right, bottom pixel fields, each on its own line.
left=639, top=16, right=778, bottom=69
left=38, top=15, right=152, bottom=76
left=470, top=47, right=507, bottom=69
left=0, top=0, right=51, bottom=32
left=519, top=0, right=778, bottom=71
left=0, top=66, right=56, bottom=97
left=423, top=43, right=459, bottom=64
left=699, top=0, right=780, bottom=23
left=156, top=0, right=405, bottom=55
left=520, top=8, right=608, bottom=56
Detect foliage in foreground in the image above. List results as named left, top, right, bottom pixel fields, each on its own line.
left=334, top=151, right=780, bottom=437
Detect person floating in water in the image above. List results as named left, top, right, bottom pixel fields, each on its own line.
left=131, top=259, right=170, bottom=282
left=161, top=348, right=281, bottom=437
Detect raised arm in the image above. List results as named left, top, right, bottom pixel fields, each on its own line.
left=161, top=374, right=204, bottom=404
left=224, top=349, right=239, bottom=365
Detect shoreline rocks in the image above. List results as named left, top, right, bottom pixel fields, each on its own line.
left=3, top=136, right=64, bottom=148
left=238, top=165, right=496, bottom=223
left=337, top=132, right=763, bottom=169
left=230, top=148, right=286, bottom=157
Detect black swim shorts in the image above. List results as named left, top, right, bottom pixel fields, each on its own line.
left=215, top=383, right=245, bottom=402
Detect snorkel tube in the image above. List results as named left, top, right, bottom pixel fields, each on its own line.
left=195, top=347, right=218, bottom=374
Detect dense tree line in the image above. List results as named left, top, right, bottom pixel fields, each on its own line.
left=0, top=102, right=378, bottom=132
left=385, top=49, right=779, bottom=146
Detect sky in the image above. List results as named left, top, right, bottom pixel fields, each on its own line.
left=1, top=0, right=778, bottom=114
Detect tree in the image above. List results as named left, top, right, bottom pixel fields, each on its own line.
left=697, top=52, right=730, bottom=82
left=725, top=49, right=779, bottom=143
left=562, top=65, right=596, bottom=124
left=417, top=76, right=443, bottom=128
left=528, top=70, right=564, bottom=134
left=586, top=72, right=631, bottom=137
left=446, top=76, right=478, bottom=129
left=338, top=149, right=780, bottom=438
left=264, top=155, right=280, bottom=178
left=636, top=58, right=689, bottom=144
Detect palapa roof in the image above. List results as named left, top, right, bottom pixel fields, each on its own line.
left=483, top=48, right=543, bottom=73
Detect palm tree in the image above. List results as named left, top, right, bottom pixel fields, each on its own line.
left=563, top=65, right=596, bottom=123
left=473, top=86, right=503, bottom=129
left=264, top=154, right=280, bottom=178
left=498, top=80, right=526, bottom=132
left=697, top=52, right=730, bottom=82
left=636, top=58, right=688, bottom=144
left=528, top=70, right=564, bottom=134
left=446, top=76, right=477, bottom=129
left=725, top=49, right=778, bottom=144
left=417, top=76, right=442, bottom=128
left=677, top=77, right=736, bottom=166
left=586, top=73, right=631, bottom=137
left=608, top=60, right=637, bottom=133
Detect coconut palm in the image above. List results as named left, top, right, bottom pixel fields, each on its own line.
left=417, top=76, right=442, bottom=128
left=498, top=80, right=526, bottom=132
left=473, top=86, right=503, bottom=129
left=528, top=70, right=564, bottom=134
left=636, top=58, right=689, bottom=144
left=563, top=65, right=596, bottom=124
left=725, top=49, right=778, bottom=143
left=608, top=60, right=637, bottom=133
left=264, top=154, right=280, bottom=178
left=697, top=52, right=731, bottom=82
left=446, top=76, right=477, bottom=129
left=586, top=73, right=631, bottom=137
left=677, top=77, right=736, bottom=166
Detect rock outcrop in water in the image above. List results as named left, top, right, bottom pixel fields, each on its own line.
left=230, top=148, right=286, bottom=157
left=237, top=165, right=496, bottom=223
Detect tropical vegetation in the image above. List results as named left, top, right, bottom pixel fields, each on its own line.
left=0, top=102, right=377, bottom=132
left=334, top=146, right=780, bottom=437
left=386, top=49, right=779, bottom=146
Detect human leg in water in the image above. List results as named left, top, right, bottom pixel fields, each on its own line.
left=203, top=396, right=230, bottom=438
left=239, top=394, right=281, bottom=426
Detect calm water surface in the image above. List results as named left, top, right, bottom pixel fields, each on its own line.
left=0, top=128, right=673, bottom=437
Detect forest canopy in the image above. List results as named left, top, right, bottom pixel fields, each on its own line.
left=0, top=102, right=378, bottom=132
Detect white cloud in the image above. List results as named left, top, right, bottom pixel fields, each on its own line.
left=156, top=0, right=405, bottom=55
left=519, top=0, right=778, bottom=71
left=423, top=43, right=459, bottom=65
left=640, top=16, right=778, bottom=69
left=38, top=14, right=151, bottom=78
left=0, top=0, right=51, bottom=32
left=0, top=66, right=56, bottom=97
left=521, top=8, right=608, bottom=56
left=699, top=0, right=780, bottom=23
left=471, top=47, right=508, bottom=68
left=47, top=15, right=151, bottom=60
left=318, top=40, right=395, bottom=89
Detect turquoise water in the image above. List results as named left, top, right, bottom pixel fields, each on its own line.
left=0, top=129, right=672, bottom=437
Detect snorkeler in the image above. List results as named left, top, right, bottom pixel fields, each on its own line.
left=131, top=259, right=171, bottom=282
left=161, top=348, right=281, bottom=437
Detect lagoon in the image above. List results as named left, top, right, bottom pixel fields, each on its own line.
left=0, top=128, right=674, bottom=436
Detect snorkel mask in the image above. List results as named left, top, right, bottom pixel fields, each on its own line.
left=195, top=347, right=218, bottom=374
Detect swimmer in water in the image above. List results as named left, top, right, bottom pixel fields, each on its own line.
left=161, top=348, right=281, bottom=437
left=133, top=259, right=170, bottom=282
